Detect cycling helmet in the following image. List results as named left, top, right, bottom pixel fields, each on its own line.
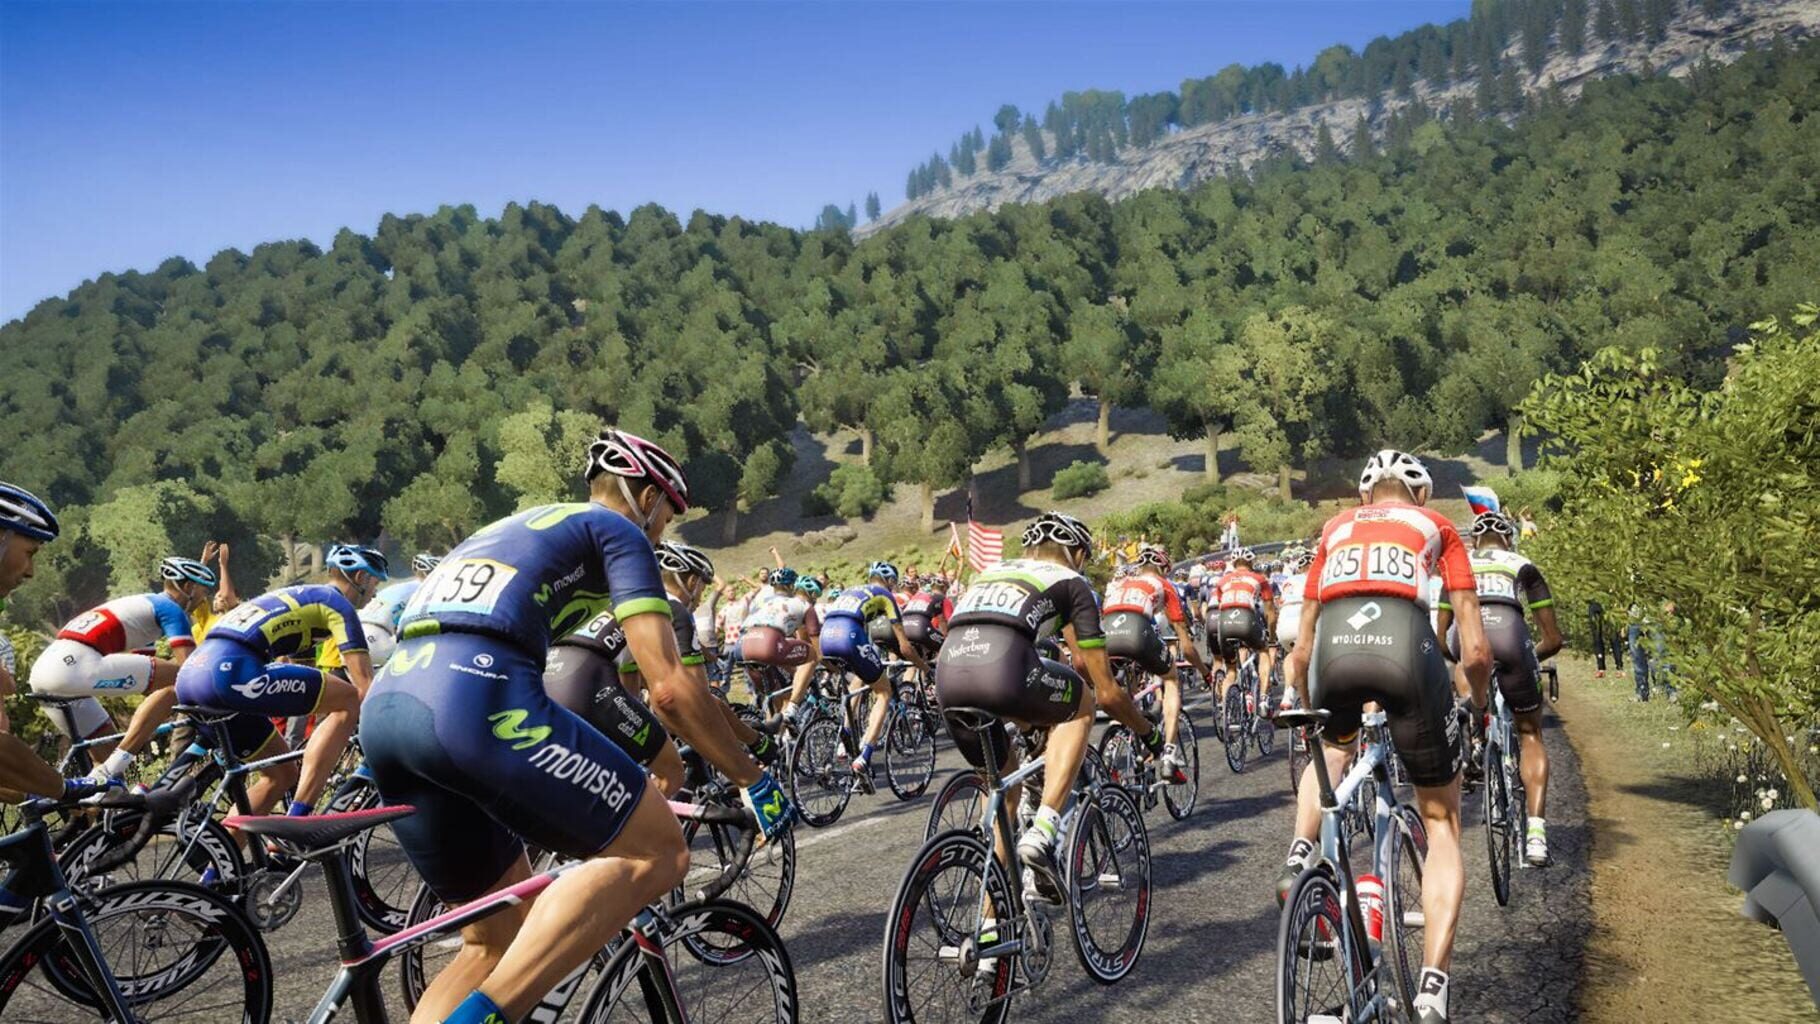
left=325, top=544, right=390, bottom=581
left=1135, top=544, right=1170, bottom=570
left=411, top=552, right=442, bottom=575
left=1231, top=546, right=1256, bottom=566
left=0, top=482, right=58, bottom=542
left=826, top=585, right=844, bottom=600
left=767, top=567, right=798, bottom=589
left=1281, top=544, right=1313, bottom=571
left=585, top=429, right=690, bottom=521
left=1021, top=511, right=1093, bottom=552
left=795, top=577, right=823, bottom=598
left=1358, top=449, right=1433, bottom=501
left=159, top=556, right=218, bottom=589
left=655, top=541, right=715, bottom=581
left=867, top=561, right=899, bottom=584
left=1470, top=511, right=1517, bottom=542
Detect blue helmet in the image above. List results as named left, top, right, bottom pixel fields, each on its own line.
left=326, top=544, right=390, bottom=581
left=0, top=482, right=58, bottom=542
left=796, top=577, right=823, bottom=598
left=160, top=556, right=218, bottom=588
left=867, top=561, right=899, bottom=584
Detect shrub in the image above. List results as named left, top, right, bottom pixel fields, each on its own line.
left=1052, top=460, right=1110, bottom=499
left=807, top=464, right=890, bottom=519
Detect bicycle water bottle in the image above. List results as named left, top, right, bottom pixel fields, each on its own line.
left=1357, top=874, right=1386, bottom=944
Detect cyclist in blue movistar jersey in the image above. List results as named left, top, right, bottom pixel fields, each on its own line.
left=362, top=429, right=791, bottom=1024
left=822, top=560, right=930, bottom=784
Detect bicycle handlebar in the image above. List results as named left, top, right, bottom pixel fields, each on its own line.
left=669, top=800, right=760, bottom=902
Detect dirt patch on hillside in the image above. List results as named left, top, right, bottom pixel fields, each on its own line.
left=1557, top=662, right=1813, bottom=1021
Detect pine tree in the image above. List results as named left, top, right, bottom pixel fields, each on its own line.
left=1313, top=121, right=1341, bottom=165
left=1393, top=63, right=1414, bottom=98
left=845, top=202, right=857, bottom=228
left=1643, top=0, right=1675, bottom=43
left=1021, top=114, right=1046, bottom=162
left=1350, top=113, right=1375, bottom=159
left=865, top=192, right=881, bottom=221
left=905, top=169, right=919, bottom=201
left=986, top=133, right=1013, bottom=172
left=1616, top=0, right=1643, bottom=40
left=1450, top=95, right=1477, bottom=125
left=1498, top=65, right=1524, bottom=113
left=1563, top=0, right=1589, bottom=54
left=1595, top=0, right=1618, bottom=42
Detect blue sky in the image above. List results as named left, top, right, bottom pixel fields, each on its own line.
left=0, top=1, right=1469, bottom=323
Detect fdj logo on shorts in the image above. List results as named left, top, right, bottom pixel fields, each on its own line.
left=488, top=709, right=551, bottom=750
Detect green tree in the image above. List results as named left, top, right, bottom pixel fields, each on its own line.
left=496, top=402, right=598, bottom=508
left=1595, top=0, right=1618, bottom=41
left=1063, top=302, right=1153, bottom=453
left=993, top=104, right=1022, bottom=135
left=865, top=192, right=881, bottom=221
left=1021, top=114, right=1047, bottom=162
left=86, top=482, right=217, bottom=594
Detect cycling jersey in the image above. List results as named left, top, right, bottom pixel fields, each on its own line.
left=823, top=583, right=902, bottom=625
left=1103, top=574, right=1187, bottom=623
left=741, top=590, right=816, bottom=637
left=206, top=585, right=367, bottom=660
left=1275, top=571, right=1310, bottom=649
left=56, top=593, right=195, bottom=654
left=554, top=607, right=632, bottom=663
left=363, top=581, right=421, bottom=632
left=1440, top=548, right=1554, bottom=613
left=1305, top=502, right=1473, bottom=607
left=624, top=596, right=707, bottom=671
left=544, top=610, right=667, bottom=767
left=948, top=559, right=1105, bottom=647
left=1211, top=569, right=1271, bottom=611
left=399, top=502, right=668, bottom=654
left=902, top=591, right=953, bottom=629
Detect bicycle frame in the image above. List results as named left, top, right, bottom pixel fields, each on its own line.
left=1304, top=712, right=1405, bottom=1014
left=0, top=822, right=141, bottom=1021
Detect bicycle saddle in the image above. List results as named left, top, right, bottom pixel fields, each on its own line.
left=1273, top=708, right=1331, bottom=731
left=227, top=805, right=416, bottom=856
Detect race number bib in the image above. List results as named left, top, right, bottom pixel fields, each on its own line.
left=215, top=602, right=269, bottom=632
left=408, top=558, right=519, bottom=617
left=1475, top=572, right=1517, bottom=600
left=955, top=581, right=1023, bottom=616
left=1320, top=542, right=1420, bottom=589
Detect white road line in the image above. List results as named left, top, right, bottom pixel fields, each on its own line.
left=793, top=813, right=892, bottom=852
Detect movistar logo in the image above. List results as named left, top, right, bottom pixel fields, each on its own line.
left=532, top=584, right=553, bottom=606
left=390, top=641, right=437, bottom=674
left=488, top=709, right=551, bottom=750
left=760, top=789, right=784, bottom=820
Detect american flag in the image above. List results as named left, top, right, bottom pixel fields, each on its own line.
left=963, top=489, right=1003, bottom=571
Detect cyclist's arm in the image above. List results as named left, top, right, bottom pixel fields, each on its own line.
left=1447, top=588, right=1493, bottom=707
left=892, top=622, right=928, bottom=672
left=1531, top=604, right=1564, bottom=661
left=1067, top=626, right=1149, bottom=735
left=1286, top=596, right=1321, bottom=705
left=340, top=649, right=375, bottom=698
left=0, top=731, right=66, bottom=800
left=626, top=609, right=761, bottom=787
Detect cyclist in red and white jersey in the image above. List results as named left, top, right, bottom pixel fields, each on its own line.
left=1208, top=548, right=1276, bottom=704
left=1103, top=545, right=1208, bottom=779
left=1282, top=450, right=1492, bottom=1024
left=1271, top=543, right=1313, bottom=711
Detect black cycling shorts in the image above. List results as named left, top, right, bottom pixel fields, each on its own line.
left=543, top=644, right=670, bottom=767
left=901, top=613, right=944, bottom=653
left=868, top=616, right=902, bottom=655
left=1309, top=596, right=1461, bottom=788
left=1214, top=607, right=1267, bottom=655
left=1104, top=612, right=1172, bottom=676
left=1447, top=603, right=1542, bottom=716
left=936, top=624, right=1085, bottom=771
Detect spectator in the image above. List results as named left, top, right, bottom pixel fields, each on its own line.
left=1518, top=507, right=1539, bottom=539
left=1627, top=602, right=1653, bottom=701
left=1587, top=598, right=1608, bottom=677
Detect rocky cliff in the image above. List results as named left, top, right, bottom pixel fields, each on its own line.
left=859, top=0, right=1820, bottom=235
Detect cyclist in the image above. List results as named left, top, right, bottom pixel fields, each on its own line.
left=821, top=561, right=929, bottom=784
left=742, top=567, right=821, bottom=722
left=1281, top=450, right=1492, bottom=1024
left=1441, top=510, right=1563, bottom=865
left=1208, top=547, right=1276, bottom=707
left=0, top=481, right=114, bottom=800
left=28, top=556, right=217, bottom=770
left=361, top=430, right=790, bottom=1024
left=1103, top=544, right=1207, bottom=780
left=939, top=512, right=1162, bottom=900
left=900, top=574, right=953, bottom=661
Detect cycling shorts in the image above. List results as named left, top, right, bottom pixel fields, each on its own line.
left=868, top=616, right=902, bottom=656
left=1309, top=596, right=1460, bottom=787
left=31, top=638, right=156, bottom=699
left=1446, top=604, right=1542, bottom=716
left=1103, top=612, right=1172, bottom=677
left=820, top=616, right=884, bottom=683
left=901, top=614, right=944, bottom=652
left=362, top=632, right=648, bottom=902
left=174, top=638, right=327, bottom=718
left=542, top=646, right=669, bottom=767
left=1277, top=607, right=1304, bottom=654
left=1213, top=608, right=1267, bottom=655
left=935, top=624, right=1084, bottom=770
left=739, top=627, right=812, bottom=668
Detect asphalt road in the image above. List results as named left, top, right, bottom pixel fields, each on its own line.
left=258, top=689, right=1590, bottom=1023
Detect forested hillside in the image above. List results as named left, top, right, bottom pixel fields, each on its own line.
left=873, top=0, right=1817, bottom=228
left=2, top=39, right=1816, bottom=627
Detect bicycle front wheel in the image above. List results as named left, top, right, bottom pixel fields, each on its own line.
left=886, top=706, right=937, bottom=800
left=1223, top=684, right=1249, bottom=774
left=1275, top=866, right=1356, bottom=1024
left=881, top=830, right=1015, bottom=1024
left=1066, top=786, right=1150, bottom=984
left=1163, top=714, right=1200, bottom=820
left=787, top=711, right=853, bottom=828
left=0, top=880, right=272, bottom=1023
left=924, top=770, right=989, bottom=842
left=577, top=899, right=797, bottom=1024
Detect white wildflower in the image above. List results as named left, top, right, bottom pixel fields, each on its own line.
left=1761, top=796, right=1775, bottom=811
left=1739, top=811, right=1753, bottom=822
left=1737, top=775, right=1749, bottom=783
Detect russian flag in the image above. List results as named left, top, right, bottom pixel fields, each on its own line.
left=1462, top=485, right=1502, bottom=517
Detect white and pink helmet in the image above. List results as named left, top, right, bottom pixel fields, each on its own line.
left=586, top=429, right=691, bottom=522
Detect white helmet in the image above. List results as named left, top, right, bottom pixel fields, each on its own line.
left=1358, top=449, right=1432, bottom=502
left=1021, top=511, right=1093, bottom=552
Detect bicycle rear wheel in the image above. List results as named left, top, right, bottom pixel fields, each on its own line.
left=886, top=706, right=937, bottom=800
left=329, top=774, right=421, bottom=933
left=1223, top=684, right=1249, bottom=774
left=577, top=899, right=798, bottom=1023
left=1163, top=714, right=1200, bottom=820
left=787, top=711, right=853, bottom=828
left=0, top=880, right=272, bottom=1023
left=1065, top=786, right=1150, bottom=984
left=1380, top=805, right=1428, bottom=1017
left=1095, top=724, right=1140, bottom=802
left=681, top=811, right=796, bottom=933
left=1484, top=735, right=1514, bottom=906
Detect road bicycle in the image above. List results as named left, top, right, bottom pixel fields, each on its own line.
left=1274, top=708, right=1427, bottom=1024
left=1220, top=647, right=1275, bottom=774
left=1097, top=666, right=1199, bottom=820
left=885, top=711, right=1150, bottom=1023
left=0, top=786, right=273, bottom=1022
left=1482, top=674, right=1530, bottom=905
left=247, top=799, right=798, bottom=1024
left=787, top=658, right=935, bottom=827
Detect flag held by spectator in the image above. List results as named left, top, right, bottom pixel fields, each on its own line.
left=1462, top=485, right=1502, bottom=517
left=968, top=521, right=1003, bottom=572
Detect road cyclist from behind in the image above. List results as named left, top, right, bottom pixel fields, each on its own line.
left=819, top=560, right=930, bottom=786
left=22, top=554, right=215, bottom=779
left=170, top=543, right=384, bottom=819
left=1209, top=546, right=1278, bottom=710
left=937, top=511, right=1162, bottom=900
left=1271, top=542, right=1314, bottom=711
left=742, top=566, right=822, bottom=724
left=1102, top=543, right=1209, bottom=781
left=359, top=428, right=792, bottom=1024
left=347, top=550, right=443, bottom=669
left=1441, top=509, right=1563, bottom=865
left=1280, top=449, right=1493, bottom=1024
left=0, top=481, right=127, bottom=803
